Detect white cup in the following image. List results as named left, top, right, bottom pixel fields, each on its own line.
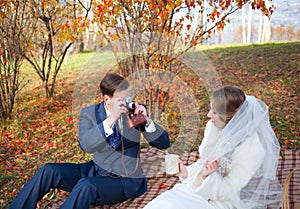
left=165, top=154, right=179, bottom=174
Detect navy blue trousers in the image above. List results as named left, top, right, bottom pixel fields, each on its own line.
left=8, top=161, right=128, bottom=209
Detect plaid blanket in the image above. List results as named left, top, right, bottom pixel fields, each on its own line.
left=43, top=148, right=299, bottom=209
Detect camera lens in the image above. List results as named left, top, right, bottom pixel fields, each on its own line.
left=128, top=102, right=135, bottom=110
left=125, top=97, right=135, bottom=110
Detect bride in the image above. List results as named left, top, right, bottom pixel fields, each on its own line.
left=144, top=86, right=282, bottom=209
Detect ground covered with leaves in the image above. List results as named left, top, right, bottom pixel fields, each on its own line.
left=0, top=42, right=299, bottom=208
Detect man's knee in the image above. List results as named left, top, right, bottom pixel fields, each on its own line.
left=74, top=178, right=97, bottom=194
left=40, top=163, right=60, bottom=175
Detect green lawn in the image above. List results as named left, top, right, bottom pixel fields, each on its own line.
left=0, top=42, right=299, bottom=208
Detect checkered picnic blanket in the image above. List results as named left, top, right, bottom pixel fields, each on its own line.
left=43, top=148, right=299, bottom=209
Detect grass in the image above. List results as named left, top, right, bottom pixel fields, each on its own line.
left=0, top=42, right=299, bottom=208
left=203, top=42, right=299, bottom=149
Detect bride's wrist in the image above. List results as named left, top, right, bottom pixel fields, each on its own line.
left=200, top=171, right=209, bottom=179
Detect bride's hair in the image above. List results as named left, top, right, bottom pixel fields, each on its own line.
left=212, top=86, right=246, bottom=124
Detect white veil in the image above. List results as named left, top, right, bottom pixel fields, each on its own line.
left=208, top=95, right=282, bottom=208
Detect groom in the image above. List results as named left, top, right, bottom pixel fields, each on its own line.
left=9, top=73, right=170, bottom=209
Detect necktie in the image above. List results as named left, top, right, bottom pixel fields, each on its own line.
left=108, top=125, right=121, bottom=149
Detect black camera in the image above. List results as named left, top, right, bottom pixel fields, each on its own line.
left=125, top=97, right=136, bottom=111
left=124, top=97, right=146, bottom=128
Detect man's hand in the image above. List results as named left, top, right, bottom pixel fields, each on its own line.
left=107, top=98, right=128, bottom=127
left=134, top=103, right=148, bottom=118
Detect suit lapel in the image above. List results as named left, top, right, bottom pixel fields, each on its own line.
left=95, top=102, right=107, bottom=124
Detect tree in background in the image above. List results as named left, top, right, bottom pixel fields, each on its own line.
left=241, top=0, right=273, bottom=44
left=90, top=0, right=274, bottom=149
left=0, top=0, right=34, bottom=122
left=0, top=0, right=275, bottom=121
left=91, top=0, right=273, bottom=118
left=23, top=0, right=92, bottom=98
left=272, top=23, right=299, bottom=42
left=257, top=0, right=271, bottom=43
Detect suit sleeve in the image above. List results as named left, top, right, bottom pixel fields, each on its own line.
left=142, top=122, right=170, bottom=149
left=78, top=107, right=108, bottom=153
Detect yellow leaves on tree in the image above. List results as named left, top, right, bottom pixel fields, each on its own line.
left=57, top=17, right=90, bottom=43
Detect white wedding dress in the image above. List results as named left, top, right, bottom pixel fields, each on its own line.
left=143, top=120, right=266, bottom=209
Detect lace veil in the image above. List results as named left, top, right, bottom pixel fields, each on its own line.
left=207, top=95, right=282, bottom=208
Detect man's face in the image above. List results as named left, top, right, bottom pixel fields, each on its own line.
left=104, top=88, right=132, bottom=112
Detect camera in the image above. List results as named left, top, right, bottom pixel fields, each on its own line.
left=124, top=97, right=147, bottom=128
left=125, top=97, right=136, bottom=111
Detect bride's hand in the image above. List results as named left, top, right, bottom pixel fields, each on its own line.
left=200, top=159, right=220, bottom=179
left=177, top=160, right=188, bottom=178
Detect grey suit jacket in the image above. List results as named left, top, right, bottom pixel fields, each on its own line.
left=78, top=102, right=170, bottom=198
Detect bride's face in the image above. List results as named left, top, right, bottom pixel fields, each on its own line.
left=207, top=102, right=226, bottom=129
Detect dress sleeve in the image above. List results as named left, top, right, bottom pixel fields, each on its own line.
left=196, top=133, right=265, bottom=202
left=179, top=121, right=213, bottom=183
left=198, top=120, right=213, bottom=155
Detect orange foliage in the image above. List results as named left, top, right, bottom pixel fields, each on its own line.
left=92, top=0, right=273, bottom=47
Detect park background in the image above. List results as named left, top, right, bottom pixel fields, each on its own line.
left=0, top=0, right=299, bottom=208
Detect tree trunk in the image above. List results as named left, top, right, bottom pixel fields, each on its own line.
left=247, top=4, right=252, bottom=44
left=262, top=16, right=271, bottom=43
left=242, top=6, right=246, bottom=44
left=85, top=28, right=90, bottom=50
left=198, top=1, right=205, bottom=44
left=258, top=14, right=263, bottom=43
left=263, top=2, right=272, bottom=42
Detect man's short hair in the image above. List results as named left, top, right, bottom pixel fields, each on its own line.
left=100, top=73, right=129, bottom=97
